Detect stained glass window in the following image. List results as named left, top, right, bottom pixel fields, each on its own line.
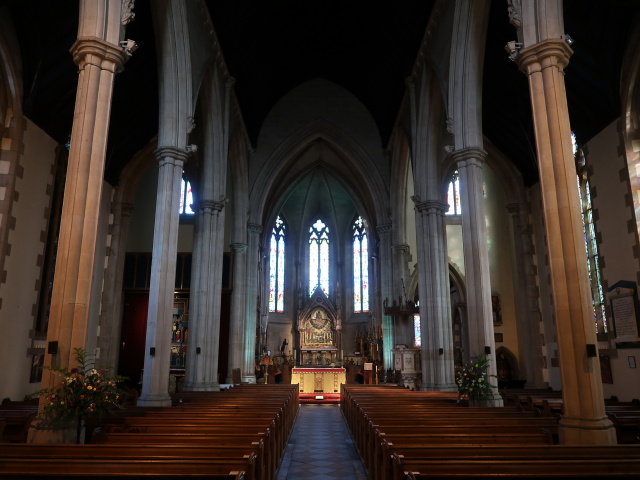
left=414, top=314, right=421, bottom=348
left=446, top=170, right=461, bottom=215
left=179, top=176, right=194, bottom=215
left=573, top=132, right=608, bottom=333
left=269, top=216, right=286, bottom=313
left=309, top=219, right=330, bottom=296
left=353, top=216, right=369, bottom=312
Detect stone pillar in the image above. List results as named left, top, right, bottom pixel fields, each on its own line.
left=226, top=242, right=248, bottom=382
left=138, top=146, right=188, bottom=406
left=184, top=197, right=226, bottom=391
left=241, top=223, right=262, bottom=383
left=454, top=148, right=500, bottom=404
left=516, top=39, right=616, bottom=444
left=392, top=244, right=414, bottom=347
left=413, top=197, right=456, bottom=391
left=507, top=202, right=546, bottom=389
left=44, top=34, right=128, bottom=375
left=377, top=224, right=394, bottom=369
left=97, top=200, right=135, bottom=370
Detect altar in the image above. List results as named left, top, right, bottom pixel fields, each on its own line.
left=291, top=367, right=346, bottom=394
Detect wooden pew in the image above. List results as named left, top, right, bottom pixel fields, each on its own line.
left=341, top=385, right=640, bottom=480
left=397, top=453, right=640, bottom=480
left=0, top=443, right=266, bottom=480
left=2, top=384, right=298, bottom=480
left=379, top=442, right=640, bottom=480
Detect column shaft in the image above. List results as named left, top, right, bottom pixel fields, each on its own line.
left=454, top=148, right=501, bottom=404
left=413, top=198, right=456, bottom=391
left=138, top=147, right=187, bottom=406
left=45, top=36, right=127, bottom=375
left=241, top=223, right=262, bottom=383
left=227, top=242, right=248, bottom=382
left=516, top=39, right=615, bottom=444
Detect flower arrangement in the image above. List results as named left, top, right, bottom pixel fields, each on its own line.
left=27, top=348, right=127, bottom=443
left=455, top=354, right=498, bottom=406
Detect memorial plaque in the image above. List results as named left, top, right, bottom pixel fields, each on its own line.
left=611, top=295, right=639, bottom=339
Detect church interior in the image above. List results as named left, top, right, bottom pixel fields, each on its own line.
left=1, top=0, right=640, bottom=476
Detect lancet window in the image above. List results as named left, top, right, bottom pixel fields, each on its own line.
left=445, top=170, right=461, bottom=215
left=179, top=176, right=194, bottom=215
left=309, top=219, right=330, bottom=296
left=352, top=216, right=369, bottom=312
left=269, top=216, right=286, bottom=313
left=573, top=132, right=608, bottom=333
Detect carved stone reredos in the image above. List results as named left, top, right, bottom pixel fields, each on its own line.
left=297, top=285, right=338, bottom=332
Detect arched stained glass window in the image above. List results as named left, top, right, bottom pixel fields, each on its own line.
left=414, top=314, right=421, bottom=348
left=309, top=219, right=329, bottom=296
left=353, top=216, right=369, bottom=312
left=446, top=170, right=461, bottom=215
left=573, top=132, right=608, bottom=333
left=179, top=176, right=194, bottom=215
left=269, top=216, right=286, bottom=313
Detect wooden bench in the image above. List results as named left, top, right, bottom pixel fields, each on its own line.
left=378, top=442, right=640, bottom=480
left=396, top=453, right=640, bottom=479
left=3, top=385, right=298, bottom=479
left=341, top=385, right=640, bottom=480
left=0, top=443, right=267, bottom=480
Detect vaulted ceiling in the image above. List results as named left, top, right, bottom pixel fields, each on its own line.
left=7, top=0, right=639, bottom=187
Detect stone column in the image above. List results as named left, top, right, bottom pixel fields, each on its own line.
left=44, top=35, right=128, bottom=375
left=226, top=242, right=248, bottom=382
left=377, top=224, right=394, bottom=369
left=241, top=223, right=262, bottom=383
left=507, top=202, right=546, bottom=388
left=516, top=39, right=616, bottom=444
left=392, top=243, right=414, bottom=347
left=413, top=197, right=456, bottom=391
left=454, top=148, right=500, bottom=404
left=138, top=146, right=188, bottom=406
left=184, top=197, right=226, bottom=391
left=97, top=200, right=135, bottom=370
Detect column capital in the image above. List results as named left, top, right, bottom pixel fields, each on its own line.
left=230, top=242, right=248, bottom=254
left=70, top=37, right=129, bottom=73
left=376, top=224, right=392, bottom=235
left=247, top=223, right=262, bottom=235
left=154, top=146, right=189, bottom=167
left=113, top=201, right=135, bottom=217
left=451, top=147, right=487, bottom=167
left=515, top=39, right=573, bottom=75
left=199, top=196, right=227, bottom=213
left=411, top=195, right=448, bottom=215
left=393, top=244, right=411, bottom=254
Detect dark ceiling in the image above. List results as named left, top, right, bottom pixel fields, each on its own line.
left=7, top=0, right=639, bottom=187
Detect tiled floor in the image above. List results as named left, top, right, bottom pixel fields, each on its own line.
left=276, top=404, right=369, bottom=480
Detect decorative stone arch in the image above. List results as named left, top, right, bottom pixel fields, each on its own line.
left=495, top=346, right=520, bottom=385
left=249, top=119, right=389, bottom=232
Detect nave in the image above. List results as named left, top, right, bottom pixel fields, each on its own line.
left=275, top=404, right=368, bottom=480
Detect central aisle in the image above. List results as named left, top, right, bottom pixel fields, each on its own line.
left=276, top=404, right=369, bottom=480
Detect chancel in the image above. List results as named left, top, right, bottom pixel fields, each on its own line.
left=2, top=0, right=640, bottom=478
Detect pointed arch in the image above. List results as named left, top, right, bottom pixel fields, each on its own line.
left=249, top=119, right=389, bottom=229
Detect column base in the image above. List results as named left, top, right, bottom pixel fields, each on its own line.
left=419, top=383, right=458, bottom=392
left=241, top=375, right=257, bottom=384
left=137, top=393, right=172, bottom=407
left=182, top=382, right=220, bottom=392
left=559, top=415, right=617, bottom=445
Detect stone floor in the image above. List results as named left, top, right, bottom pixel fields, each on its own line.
left=276, top=404, right=369, bottom=480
